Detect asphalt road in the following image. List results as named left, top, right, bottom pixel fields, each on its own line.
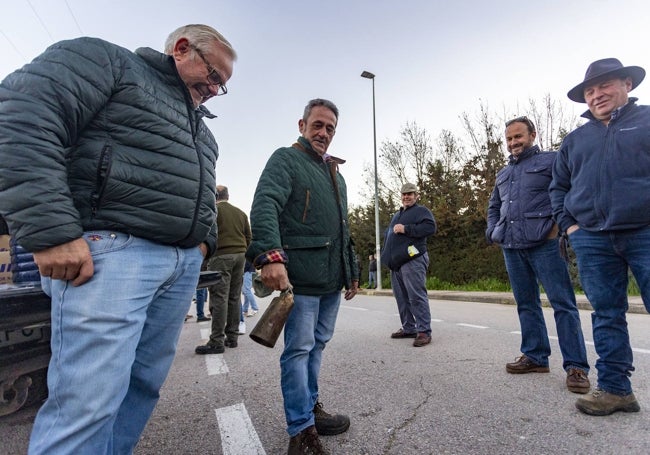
left=1, top=293, right=649, bottom=454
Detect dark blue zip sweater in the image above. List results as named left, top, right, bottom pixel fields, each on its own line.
left=381, top=203, right=436, bottom=270
left=550, top=98, right=650, bottom=233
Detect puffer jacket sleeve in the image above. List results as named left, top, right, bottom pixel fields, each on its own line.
left=246, top=148, right=293, bottom=262
left=0, top=38, right=118, bottom=251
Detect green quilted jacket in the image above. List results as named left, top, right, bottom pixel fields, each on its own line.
left=247, top=137, right=359, bottom=295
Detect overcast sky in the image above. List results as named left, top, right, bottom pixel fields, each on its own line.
left=2, top=0, right=649, bottom=213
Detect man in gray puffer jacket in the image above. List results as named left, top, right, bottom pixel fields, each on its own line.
left=0, top=24, right=236, bottom=454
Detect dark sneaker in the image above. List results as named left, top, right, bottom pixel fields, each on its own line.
left=225, top=338, right=238, bottom=348
left=195, top=343, right=225, bottom=355
left=566, top=368, right=590, bottom=394
left=413, top=332, right=432, bottom=347
left=196, top=315, right=211, bottom=322
left=288, top=425, right=329, bottom=455
left=505, top=355, right=550, bottom=374
left=575, top=388, right=640, bottom=416
left=313, top=401, right=350, bottom=436
left=390, top=328, right=417, bottom=339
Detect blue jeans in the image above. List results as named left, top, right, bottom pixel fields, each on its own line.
left=29, top=232, right=203, bottom=455
left=280, top=291, right=341, bottom=436
left=368, top=271, right=376, bottom=288
left=391, top=254, right=431, bottom=335
left=195, top=288, right=207, bottom=318
left=502, top=239, right=589, bottom=372
left=241, top=271, right=259, bottom=312
left=569, top=226, right=650, bottom=395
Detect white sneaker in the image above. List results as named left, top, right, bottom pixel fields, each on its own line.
left=238, top=321, right=246, bottom=334
left=245, top=309, right=254, bottom=317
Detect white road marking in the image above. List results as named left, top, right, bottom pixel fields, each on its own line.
left=215, top=403, right=266, bottom=455
left=205, top=354, right=229, bottom=375
left=342, top=306, right=369, bottom=311
left=431, top=318, right=443, bottom=322
left=509, top=329, right=649, bottom=354
left=457, top=323, right=488, bottom=329
left=201, top=328, right=210, bottom=340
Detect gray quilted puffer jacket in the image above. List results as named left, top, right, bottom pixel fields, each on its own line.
left=0, top=37, right=218, bottom=255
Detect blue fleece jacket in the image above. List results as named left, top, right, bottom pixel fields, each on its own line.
left=550, top=98, right=650, bottom=233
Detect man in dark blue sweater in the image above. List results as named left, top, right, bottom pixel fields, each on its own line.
left=381, top=183, right=437, bottom=347
left=551, top=58, right=650, bottom=416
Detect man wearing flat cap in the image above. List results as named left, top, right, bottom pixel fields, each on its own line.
left=550, top=58, right=650, bottom=416
left=381, top=183, right=437, bottom=347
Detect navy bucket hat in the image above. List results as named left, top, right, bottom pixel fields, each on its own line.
left=567, top=58, right=645, bottom=103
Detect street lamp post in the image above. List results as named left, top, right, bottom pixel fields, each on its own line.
left=360, top=70, right=382, bottom=290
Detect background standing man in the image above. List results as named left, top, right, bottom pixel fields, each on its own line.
left=196, top=185, right=251, bottom=354
left=247, top=99, right=359, bottom=455
left=0, top=24, right=235, bottom=454
left=486, top=117, right=590, bottom=393
left=551, top=58, right=650, bottom=416
left=382, top=183, right=437, bottom=347
left=242, top=259, right=259, bottom=317
left=368, top=254, right=377, bottom=289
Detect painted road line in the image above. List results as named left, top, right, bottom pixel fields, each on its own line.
left=215, top=403, right=266, bottom=455
left=201, top=328, right=210, bottom=340
left=342, top=306, right=369, bottom=311
left=431, top=318, right=443, bottom=322
left=457, top=323, right=488, bottom=329
left=205, top=354, right=229, bottom=375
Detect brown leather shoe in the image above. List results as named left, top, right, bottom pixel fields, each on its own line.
left=413, top=332, right=431, bottom=347
left=391, top=328, right=417, bottom=339
left=505, top=355, right=550, bottom=374
left=288, top=425, right=329, bottom=455
left=566, top=368, right=590, bottom=394
left=576, top=388, right=640, bottom=416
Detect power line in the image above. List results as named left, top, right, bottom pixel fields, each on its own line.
left=26, top=0, right=55, bottom=42
left=0, top=29, right=27, bottom=60
left=64, top=0, right=84, bottom=35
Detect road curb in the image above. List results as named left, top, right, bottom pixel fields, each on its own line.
left=358, top=289, right=647, bottom=315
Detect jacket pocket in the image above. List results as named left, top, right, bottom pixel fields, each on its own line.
left=524, top=165, right=552, bottom=190
left=523, top=211, right=554, bottom=243
left=282, top=235, right=331, bottom=287
left=490, top=219, right=506, bottom=244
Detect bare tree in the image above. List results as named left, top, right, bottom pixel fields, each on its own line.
left=436, top=129, right=466, bottom=173
left=378, top=121, right=434, bottom=191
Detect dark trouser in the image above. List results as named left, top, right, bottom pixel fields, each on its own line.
left=391, top=253, right=431, bottom=335
left=207, top=253, right=246, bottom=346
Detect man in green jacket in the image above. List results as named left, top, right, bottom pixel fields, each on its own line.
left=247, top=99, right=359, bottom=455
left=196, top=185, right=251, bottom=354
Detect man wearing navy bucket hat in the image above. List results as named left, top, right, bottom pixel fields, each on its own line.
left=550, top=58, right=650, bottom=416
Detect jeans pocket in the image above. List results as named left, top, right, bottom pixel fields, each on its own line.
left=83, top=231, right=133, bottom=256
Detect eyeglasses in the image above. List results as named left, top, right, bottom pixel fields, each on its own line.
left=505, top=116, right=535, bottom=132
left=190, top=45, right=228, bottom=96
